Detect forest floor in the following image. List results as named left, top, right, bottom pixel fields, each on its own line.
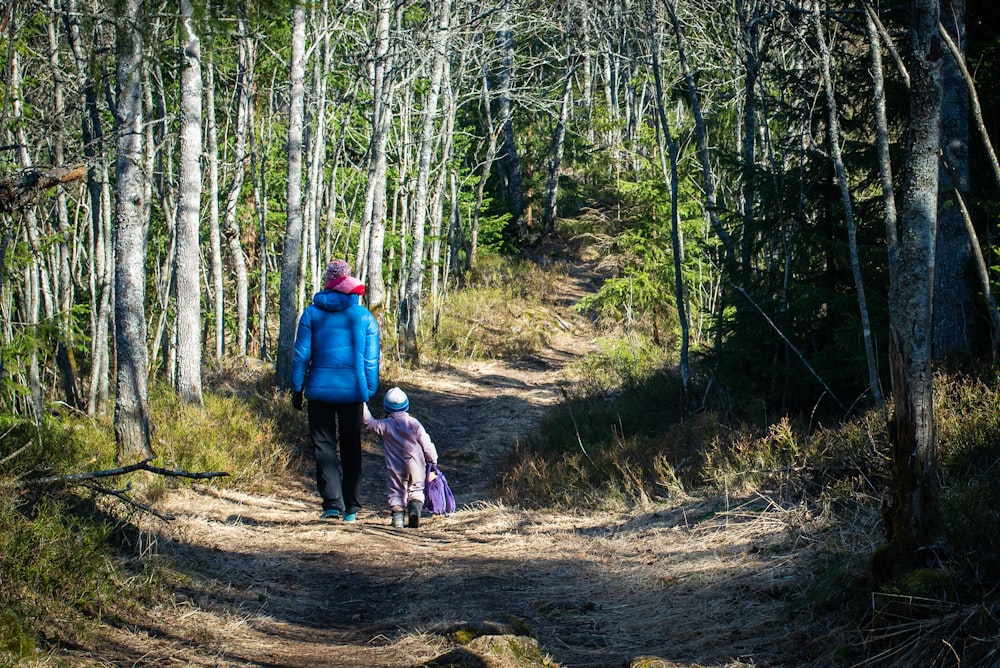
left=62, top=260, right=874, bottom=668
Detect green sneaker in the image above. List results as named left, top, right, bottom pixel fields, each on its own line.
left=343, top=512, right=357, bottom=523
left=320, top=509, right=341, bottom=520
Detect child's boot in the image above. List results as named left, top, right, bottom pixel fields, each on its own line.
left=406, top=500, right=423, bottom=528
left=391, top=507, right=405, bottom=529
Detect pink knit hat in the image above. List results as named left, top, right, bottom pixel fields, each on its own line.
left=323, top=259, right=365, bottom=295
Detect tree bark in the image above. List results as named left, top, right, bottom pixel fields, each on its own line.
left=400, top=0, right=451, bottom=365
left=276, top=2, right=307, bottom=388
left=877, top=0, right=942, bottom=581
left=221, top=22, right=254, bottom=357
left=541, top=58, right=575, bottom=236
left=650, top=16, right=690, bottom=396
left=206, top=55, right=224, bottom=359
left=113, top=0, right=154, bottom=462
left=361, top=0, right=393, bottom=314
left=174, top=0, right=203, bottom=405
left=666, top=1, right=737, bottom=269
left=495, top=4, right=526, bottom=241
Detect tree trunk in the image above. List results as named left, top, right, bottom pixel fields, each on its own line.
left=495, top=4, right=526, bottom=241
left=666, top=1, right=737, bottom=269
left=174, top=0, right=203, bottom=405
left=46, top=0, right=82, bottom=410
left=400, top=0, right=451, bottom=365
left=222, top=23, right=254, bottom=357
left=362, top=0, right=393, bottom=314
left=206, top=55, right=224, bottom=359
left=471, top=68, right=499, bottom=269
left=932, top=0, right=973, bottom=358
left=650, top=15, right=690, bottom=396
left=113, top=0, right=154, bottom=462
left=64, top=0, right=112, bottom=414
left=542, top=59, right=574, bottom=236
left=876, top=0, right=942, bottom=582
left=276, top=1, right=307, bottom=388
left=812, top=1, right=883, bottom=408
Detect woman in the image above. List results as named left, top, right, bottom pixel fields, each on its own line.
left=291, top=260, right=380, bottom=522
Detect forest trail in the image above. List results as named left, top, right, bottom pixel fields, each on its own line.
left=81, top=261, right=850, bottom=668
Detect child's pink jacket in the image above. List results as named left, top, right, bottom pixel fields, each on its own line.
left=363, top=405, right=439, bottom=507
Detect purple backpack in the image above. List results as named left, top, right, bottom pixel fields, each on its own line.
left=424, top=462, right=455, bottom=516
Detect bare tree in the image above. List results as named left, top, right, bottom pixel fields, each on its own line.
left=206, top=54, right=224, bottom=360
left=174, top=0, right=203, bottom=405
left=495, top=2, right=526, bottom=241
left=649, top=7, right=690, bottom=395
left=276, top=1, right=307, bottom=388
left=221, top=21, right=255, bottom=357
left=877, top=0, right=941, bottom=580
left=360, top=0, right=394, bottom=314
left=400, top=0, right=452, bottom=365
left=113, top=0, right=153, bottom=461
left=811, top=1, right=882, bottom=407
left=932, top=0, right=973, bottom=357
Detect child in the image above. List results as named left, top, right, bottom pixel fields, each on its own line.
left=363, top=387, right=439, bottom=528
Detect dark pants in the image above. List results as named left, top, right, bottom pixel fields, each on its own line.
left=307, top=401, right=363, bottom=514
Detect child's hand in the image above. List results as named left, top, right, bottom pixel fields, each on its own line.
left=427, top=470, right=438, bottom=483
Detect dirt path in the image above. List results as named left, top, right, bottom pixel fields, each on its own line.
left=78, top=264, right=853, bottom=668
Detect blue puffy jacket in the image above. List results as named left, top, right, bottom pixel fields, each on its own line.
left=290, top=290, right=380, bottom=403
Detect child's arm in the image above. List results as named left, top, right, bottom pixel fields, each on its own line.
left=362, top=403, right=379, bottom=431
left=418, top=423, right=438, bottom=466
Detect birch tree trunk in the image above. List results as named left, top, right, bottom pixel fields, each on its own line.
left=206, top=55, right=224, bottom=359
left=812, top=2, right=882, bottom=408
left=666, top=1, right=737, bottom=269
left=362, top=0, right=393, bottom=314
left=400, top=0, right=451, bottom=365
left=113, top=0, right=154, bottom=462
left=471, top=68, right=499, bottom=269
left=650, top=16, right=690, bottom=395
left=8, top=51, right=43, bottom=417
left=65, top=0, right=112, bottom=413
left=174, top=0, right=203, bottom=405
left=877, top=0, right=941, bottom=581
left=276, top=1, right=306, bottom=388
left=495, top=4, right=526, bottom=241
left=222, top=23, right=254, bottom=357
left=46, top=0, right=82, bottom=409
left=541, top=58, right=574, bottom=236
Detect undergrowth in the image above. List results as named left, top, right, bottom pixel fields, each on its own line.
left=500, top=323, right=1000, bottom=666
left=415, top=253, right=572, bottom=363
left=0, top=360, right=309, bottom=664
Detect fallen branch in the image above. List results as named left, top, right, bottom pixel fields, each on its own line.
left=14, top=456, right=229, bottom=486
left=0, top=164, right=87, bottom=213
left=81, top=481, right=176, bottom=521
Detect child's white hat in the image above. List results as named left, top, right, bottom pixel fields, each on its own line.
left=384, top=387, right=409, bottom=413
